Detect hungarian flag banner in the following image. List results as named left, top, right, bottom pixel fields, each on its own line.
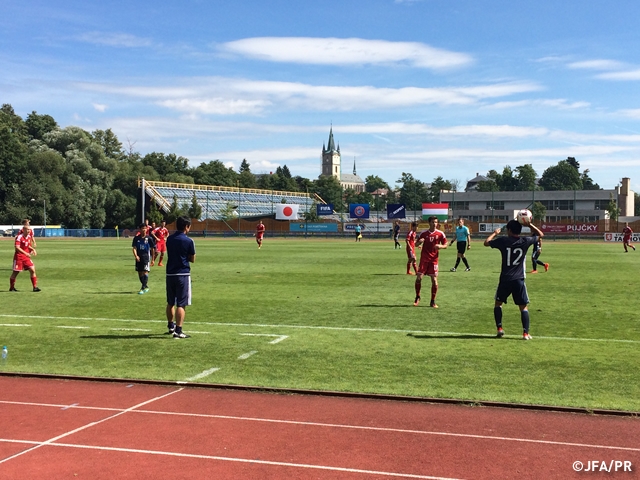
left=275, top=204, right=299, bottom=220
left=422, top=203, right=449, bottom=221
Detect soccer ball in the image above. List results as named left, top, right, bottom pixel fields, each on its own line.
left=516, top=209, right=533, bottom=225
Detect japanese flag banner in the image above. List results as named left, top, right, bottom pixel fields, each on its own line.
left=275, top=204, right=299, bottom=220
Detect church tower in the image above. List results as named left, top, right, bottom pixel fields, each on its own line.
left=321, top=127, right=341, bottom=181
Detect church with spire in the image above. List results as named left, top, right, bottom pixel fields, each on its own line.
left=321, top=127, right=365, bottom=193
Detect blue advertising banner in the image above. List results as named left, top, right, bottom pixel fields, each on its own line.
left=289, top=223, right=339, bottom=232
left=317, top=204, right=334, bottom=216
left=387, top=204, right=406, bottom=219
left=349, top=203, right=370, bottom=219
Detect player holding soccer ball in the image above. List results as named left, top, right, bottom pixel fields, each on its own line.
left=484, top=212, right=543, bottom=340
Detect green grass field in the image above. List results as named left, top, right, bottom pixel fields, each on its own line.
left=1, top=235, right=639, bottom=411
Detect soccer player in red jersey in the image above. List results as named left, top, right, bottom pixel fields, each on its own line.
left=414, top=216, right=448, bottom=308
left=9, top=220, right=41, bottom=292
left=256, top=220, right=266, bottom=249
left=405, top=221, right=418, bottom=275
left=622, top=222, right=636, bottom=252
left=152, top=221, right=169, bottom=266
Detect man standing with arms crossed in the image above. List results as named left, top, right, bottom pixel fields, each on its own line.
left=484, top=218, right=544, bottom=340
left=449, top=217, right=471, bottom=272
left=414, top=216, right=448, bottom=308
left=405, top=221, right=418, bottom=275
left=166, top=216, right=196, bottom=339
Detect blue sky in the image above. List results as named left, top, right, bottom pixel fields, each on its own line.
left=3, top=0, right=640, bottom=191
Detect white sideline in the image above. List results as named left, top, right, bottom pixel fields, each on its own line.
left=1, top=314, right=638, bottom=344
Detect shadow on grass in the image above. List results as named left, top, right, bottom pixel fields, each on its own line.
left=371, top=273, right=404, bottom=276
left=88, top=291, right=138, bottom=295
left=407, top=333, right=501, bottom=340
left=80, top=333, right=169, bottom=340
left=359, top=304, right=417, bottom=308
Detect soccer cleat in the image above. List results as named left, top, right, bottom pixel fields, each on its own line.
left=544, top=263, right=549, bottom=272
left=33, top=287, right=41, bottom=292
left=465, top=267, right=471, bottom=272
left=9, top=287, right=17, bottom=292
left=150, top=261, right=154, bottom=267
left=173, top=332, right=190, bottom=339
left=138, top=289, right=145, bottom=295
left=529, top=270, right=538, bottom=274
left=430, top=301, right=438, bottom=309
left=406, top=271, right=414, bottom=275
left=158, top=262, right=164, bottom=266
left=633, top=246, right=637, bottom=251
left=413, top=296, right=420, bottom=306
left=450, top=267, right=456, bottom=272
left=143, top=287, right=149, bottom=293
left=166, top=324, right=176, bottom=334
left=496, top=327, right=505, bottom=338
left=523, top=333, right=532, bottom=340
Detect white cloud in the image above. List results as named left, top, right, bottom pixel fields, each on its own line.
left=75, top=77, right=540, bottom=115
left=618, top=109, right=640, bottom=119
left=92, top=103, right=108, bottom=112
left=76, top=32, right=153, bottom=48
left=597, top=69, right=640, bottom=81
left=567, top=59, right=625, bottom=70
left=219, top=37, right=473, bottom=70
left=487, top=99, right=590, bottom=110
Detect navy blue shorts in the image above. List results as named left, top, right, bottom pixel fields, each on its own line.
left=495, top=278, right=529, bottom=305
left=166, top=275, right=191, bottom=308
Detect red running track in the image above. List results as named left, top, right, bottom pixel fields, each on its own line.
left=0, top=376, right=639, bottom=479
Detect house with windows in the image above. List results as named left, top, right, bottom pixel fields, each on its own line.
left=440, top=178, right=634, bottom=223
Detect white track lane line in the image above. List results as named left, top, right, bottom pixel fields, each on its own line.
left=0, top=388, right=183, bottom=465
left=1, top=314, right=637, bottom=344
left=0, top=400, right=637, bottom=453
left=0, top=440, right=463, bottom=480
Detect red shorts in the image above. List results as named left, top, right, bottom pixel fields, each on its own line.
left=256, top=234, right=264, bottom=241
left=156, top=241, right=166, bottom=253
left=418, top=261, right=438, bottom=277
left=624, top=236, right=631, bottom=243
left=406, top=246, right=416, bottom=260
left=13, top=256, right=34, bottom=271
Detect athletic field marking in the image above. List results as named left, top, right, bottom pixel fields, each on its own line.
left=61, top=403, right=79, bottom=410
left=1, top=399, right=638, bottom=453
left=57, top=326, right=90, bottom=329
left=1, top=314, right=639, bottom=344
left=238, top=350, right=258, bottom=360
left=185, top=367, right=220, bottom=382
left=0, top=440, right=461, bottom=480
left=0, top=388, right=183, bottom=465
left=0, top=324, right=31, bottom=327
left=240, top=333, right=289, bottom=344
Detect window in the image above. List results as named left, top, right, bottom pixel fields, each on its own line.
left=451, top=201, right=469, bottom=210
left=539, top=200, right=574, bottom=210
left=486, top=201, right=504, bottom=210
left=594, top=199, right=612, bottom=210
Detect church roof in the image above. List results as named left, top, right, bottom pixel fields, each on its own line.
left=340, top=173, right=365, bottom=184
left=323, top=127, right=340, bottom=154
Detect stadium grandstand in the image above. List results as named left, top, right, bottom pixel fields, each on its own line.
left=140, top=179, right=316, bottom=221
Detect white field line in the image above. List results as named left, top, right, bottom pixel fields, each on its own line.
left=185, top=367, right=220, bottom=382
left=0, top=314, right=638, bottom=344
left=0, top=389, right=183, bottom=465
left=57, top=326, right=90, bottom=329
left=0, top=324, right=31, bottom=327
left=0, top=399, right=639, bottom=453
left=238, top=351, right=258, bottom=360
left=240, top=333, right=289, bottom=344
left=0, top=440, right=462, bottom=480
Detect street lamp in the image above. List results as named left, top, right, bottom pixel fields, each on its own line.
left=30, top=198, right=46, bottom=235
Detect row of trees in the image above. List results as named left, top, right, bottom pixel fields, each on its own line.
left=2, top=104, right=632, bottom=229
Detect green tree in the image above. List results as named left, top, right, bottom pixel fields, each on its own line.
left=532, top=201, right=546, bottom=222
left=397, top=173, right=428, bottom=210
left=25, top=111, right=58, bottom=141
left=606, top=193, right=620, bottom=222
left=313, top=175, right=343, bottom=211
left=539, top=159, right=583, bottom=191
left=92, top=128, right=125, bottom=161
left=426, top=176, right=453, bottom=203
left=515, top=164, right=537, bottom=191
left=192, top=160, right=237, bottom=186
left=188, top=192, right=202, bottom=219
left=166, top=194, right=187, bottom=224
left=635, top=192, right=640, bottom=216
left=238, top=159, right=257, bottom=188
left=365, top=175, right=390, bottom=193
left=581, top=169, right=600, bottom=190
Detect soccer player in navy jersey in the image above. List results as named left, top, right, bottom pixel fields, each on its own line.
left=484, top=219, right=544, bottom=340
left=165, top=216, right=196, bottom=339
left=132, top=224, right=154, bottom=294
